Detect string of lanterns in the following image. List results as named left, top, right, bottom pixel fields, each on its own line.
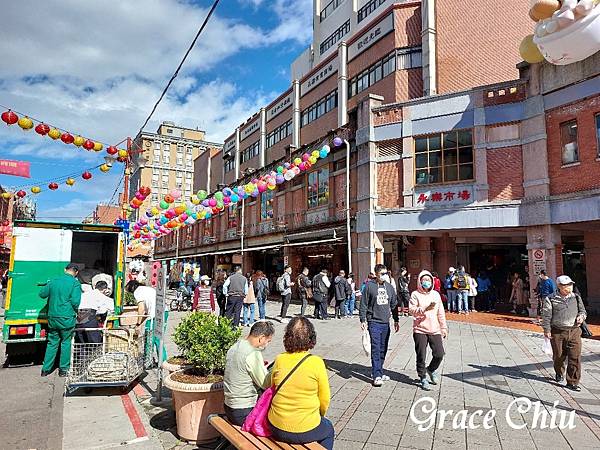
left=126, top=138, right=342, bottom=250
left=1, top=107, right=130, bottom=162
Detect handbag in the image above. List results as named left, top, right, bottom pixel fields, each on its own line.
left=242, top=354, right=312, bottom=437
left=362, top=328, right=371, bottom=357
left=581, top=321, right=593, bottom=338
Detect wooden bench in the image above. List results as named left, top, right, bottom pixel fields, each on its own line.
left=208, top=414, right=325, bottom=450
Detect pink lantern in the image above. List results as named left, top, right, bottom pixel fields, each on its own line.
left=302, top=153, right=310, bottom=161
left=208, top=198, right=217, bottom=207
left=257, top=181, right=267, bottom=193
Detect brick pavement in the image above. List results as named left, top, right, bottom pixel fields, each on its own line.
left=139, top=301, right=600, bottom=450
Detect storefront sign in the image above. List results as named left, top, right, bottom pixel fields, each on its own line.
left=348, top=13, right=394, bottom=61
left=532, top=249, right=546, bottom=275
left=306, top=208, right=329, bottom=225
left=241, top=119, right=260, bottom=140
left=413, top=185, right=475, bottom=208
left=0, top=159, right=30, bottom=178
left=267, top=92, right=293, bottom=121
left=300, top=58, right=339, bottom=96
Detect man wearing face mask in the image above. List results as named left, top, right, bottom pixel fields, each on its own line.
left=409, top=270, right=448, bottom=390
left=223, top=321, right=275, bottom=425
left=193, top=275, right=216, bottom=313
left=359, top=264, right=400, bottom=387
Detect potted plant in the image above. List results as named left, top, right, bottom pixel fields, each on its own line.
left=119, top=290, right=139, bottom=326
left=164, top=312, right=241, bottom=443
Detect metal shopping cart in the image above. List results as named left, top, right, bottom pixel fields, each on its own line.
left=66, top=316, right=148, bottom=393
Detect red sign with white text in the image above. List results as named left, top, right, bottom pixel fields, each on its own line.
left=0, top=159, right=30, bottom=178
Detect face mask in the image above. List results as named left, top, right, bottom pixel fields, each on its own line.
left=381, top=274, right=390, bottom=283
left=421, top=280, right=432, bottom=289
left=203, top=280, right=210, bottom=286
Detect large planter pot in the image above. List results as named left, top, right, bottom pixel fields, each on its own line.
left=119, top=305, right=139, bottom=326
left=164, top=371, right=224, bottom=443
left=534, top=6, right=600, bottom=65
left=162, top=358, right=192, bottom=374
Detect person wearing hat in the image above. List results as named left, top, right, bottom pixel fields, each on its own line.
left=40, top=263, right=82, bottom=377
left=193, top=275, right=216, bottom=314
left=542, top=275, right=587, bottom=391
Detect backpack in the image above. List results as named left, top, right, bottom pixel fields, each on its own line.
left=456, top=274, right=468, bottom=289
left=276, top=276, right=286, bottom=293
left=444, top=276, right=454, bottom=290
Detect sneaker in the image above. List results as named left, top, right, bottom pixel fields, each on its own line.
left=381, top=375, right=390, bottom=382
left=427, top=369, right=439, bottom=385
left=41, top=370, right=51, bottom=377
left=420, top=378, right=431, bottom=391
left=58, top=370, right=68, bottom=377
left=555, top=374, right=564, bottom=383
left=373, top=377, right=383, bottom=387
left=566, top=384, right=581, bottom=392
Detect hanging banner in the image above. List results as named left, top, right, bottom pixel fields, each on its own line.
left=0, top=160, right=30, bottom=178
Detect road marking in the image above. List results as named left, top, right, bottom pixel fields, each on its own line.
left=121, top=391, right=148, bottom=439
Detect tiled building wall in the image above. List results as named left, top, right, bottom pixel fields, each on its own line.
left=377, top=161, right=404, bottom=208
left=486, top=146, right=524, bottom=201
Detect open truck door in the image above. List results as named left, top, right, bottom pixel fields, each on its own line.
left=3, top=226, right=73, bottom=358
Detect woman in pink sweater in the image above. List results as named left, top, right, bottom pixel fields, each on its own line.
left=409, top=270, right=448, bottom=391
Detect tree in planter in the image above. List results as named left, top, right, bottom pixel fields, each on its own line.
left=173, top=312, right=241, bottom=378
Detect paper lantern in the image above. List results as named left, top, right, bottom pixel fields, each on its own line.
left=48, top=182, right=59, bottom=191
left=191, top=195, right=200, bottom=205
left=214, top=191, right=224, bottom=201
left=61, top=132, right=74, bottom=144
left=117, top=156, right=127, bottom=163
left=18, top=116, right=34, bottom=130
left=151, top=206, right=160, bottom=216
left=1, top=219, right=10, bottom=226
left=118, top=149, right=128, bottom=158
left=31, top=186, right=41, bottom=194
left=319, top=148, right=328, bottom=158
left=48, top=128, right=61, bottom=140
left=139, top=186, right=151, bottom=196
left=99, top=164, right=110, bottom=173
left=170, top=189, right=182, bottom=200
left=164, top=194, right=174, bottom=204
left=322, top=144, right=331, bottom=154
left=82, top=171, right=92, bottom=180
left=519, top=35, right=545, bottom=63
left=1, top=110, right=18, bottom=125
left=311, top=150, right=319, bottom=158
left=73, top=136, right=84, bottom=147
left=294, top=157, right=302, bottom=165
left=93, top=142, right=103, bottom=152
left=197, top=190, right=208, bottom=200
left=333, top=137, right=343, bottom=147
left=230, top=194, right=239, bottom=203
left=35, top=123, right=50, bottom=135
left=82, top=139, right=94, bottom=150
left=208, top=198, right=217, bottom=207
left=174, top=205, right=186, bottom=215
left=66, top=178, right=75, bottom=186
left=106, top=146, right=118, bottom=155
left=16, top=190, right=26, bottom=198
left=267, top=183, right=276, bottom=190
left=1, top=192, right=11, bottom=200
left=276, top=174, right=285, bottom=184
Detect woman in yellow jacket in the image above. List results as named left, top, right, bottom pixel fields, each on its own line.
left=267, top=317, right=334, bottom=449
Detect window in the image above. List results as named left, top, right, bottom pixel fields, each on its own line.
left=152, top=173, right=159, bottom=187
left=227, top=205, right=238, bottom=229
left=560, top=120, right=579, bottom=165
left=349, top=51, right=395, bottom=98
left=266, top=120, right=293, bottom=148
left=152, top=193, right=158, bottom=203
left=176, top=156, right=183, bottom=165
left=177, top=145, right=184, bottom=154
left=596, top=114, right=600, bottom=157
left=260, top=189, right=275, bottom=221
left=162, top=174, right=169, bottom=188
left=224, top=158, right=235, bottom=173
left=415, top=130, right=473, bottom=185
left=320, top=20, right=350, bottom=54
left=186, top=172, right=192, bottom=179
left=320, top=0, right=343, bottom=22
left=166, top=128, right=173, bottom=134
left=154, top=142, right=161, bottom=150
left=307, top=168, right=330, bottom=208
left=301, top=90, right=338, bottom=127
left=241, top=141, right=260, bottom=163
left=203, top=218, right=213, bottom=237
left=153, top=149, right=161, bottom=162
left=187, top=147, right=193, bottom=155
left=164, top=144, right=170, bottom=152
left=397, top=48, right=422, bottom=70
left=358, top=0, right=387, bottom=23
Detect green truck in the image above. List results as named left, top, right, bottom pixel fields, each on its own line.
left=2, top=220, right=127, bottom=360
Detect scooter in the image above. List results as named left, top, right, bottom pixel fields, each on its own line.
left=170, top=286, right=193, bottom=311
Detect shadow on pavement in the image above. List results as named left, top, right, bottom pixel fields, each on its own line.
left=324, top=358, right=417, bottom=386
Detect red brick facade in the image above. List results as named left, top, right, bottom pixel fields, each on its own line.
left=487, top=146, right=524, bottom=201
left=377, top=161, right=404, bottom=208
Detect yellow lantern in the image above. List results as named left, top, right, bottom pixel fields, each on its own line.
left=118, top=149, right=128, bottom=158
left=519, top=35, right=545, bottom=64
left=99, top=164, right=111, bottom=173
left=66, top=177, right=75, bottom=186
left=18, top=116, right=34, bottom=130
left=1, top=192, right=12, bottom=200
left=73, top=135, right=84, bottom=147
left=31, top=186, right=41, bottom=194
left=48, top=128, right=61, bottom=140
left=93, top=142, right=103, bottom=152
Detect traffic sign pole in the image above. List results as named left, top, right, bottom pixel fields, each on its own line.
left=154, top=263, right=167, bottom=402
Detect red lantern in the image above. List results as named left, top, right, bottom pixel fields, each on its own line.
left=139, top=186, right=151, bottom=196
left=35, top=123, right=50, bottom=135
left=83, top=139, right=95, bottom=150
left=82, top=171, right=92, bottom=180
left=1, top=219, right=9, bottom=227
left=106, top=146, right=118, bottom=155
left=116, top=156, right=127, bottom=163
left=48, top=182, right=59, bottom=190
left=61, top=132, right=74, bottom=144
left=1, top=110, right=18, bottom=125
left=16, top=190, right=26, bottom=198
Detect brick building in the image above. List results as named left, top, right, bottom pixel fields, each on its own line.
left=152, top=1, right=600, bottom=311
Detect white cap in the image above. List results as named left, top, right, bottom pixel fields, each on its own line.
left=449, top=267, right=456, bottom=272
left=200, top=275, right=210, bottom=281
left=556, top=275, right=574, bottom=285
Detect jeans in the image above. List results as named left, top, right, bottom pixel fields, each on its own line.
left=457, top=291, right=469, bottom=312
left=243, top=303, right=255, bottom=325
left=224, top=404, right=253, bottom=427
left=299, top=291, right=308, bottom=316
left=335, top=299, right=346, bottom=318
left=225, top=295, right=244, bottom=327
left=368, top=321, right=390, bottom=380
left=447, top=290, right=458, bottom=312
left=270, top=417, right=335, bottom=450
left=413, top=332, right=445, bottom=379
left=256, top=295, right=267, bottom=320
left=280, top=293, right=291, bottom=318
left=345, top=294, right=356, bottom=316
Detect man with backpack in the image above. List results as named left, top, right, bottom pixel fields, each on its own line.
left=453, top=266, right=471, bottom=314
left=334, top=270, right=352, bottom=319
left=312, top=268, right=331, bottom=320
left=297, top=267, right=312, bottom=317
left=444, top=267, right=457, bottom=313
left=277, top=265, right=294, bottom=323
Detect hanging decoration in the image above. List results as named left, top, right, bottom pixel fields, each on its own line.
left=127, top=138, right=340, bottom=250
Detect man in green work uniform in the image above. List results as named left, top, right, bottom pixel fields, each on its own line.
left=40, top=263, right=82, bottom=377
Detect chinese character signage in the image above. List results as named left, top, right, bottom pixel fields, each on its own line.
left=0, top=159, right=30, bottom=178
left=300, top=59, right=339, bottom=96
left=241, top=119, right=260, bottom=140
left=348, top=14, right=394, bottom=61
left=413, top=185, right=475, bottom=208
left=267, top=92, right=293, bottom=121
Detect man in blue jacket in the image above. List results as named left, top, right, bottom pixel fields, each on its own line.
left=536, top=270, right=556, bottom=322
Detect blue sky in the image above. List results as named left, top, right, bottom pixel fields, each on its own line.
left=0, top=0, right=312, bottom=221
